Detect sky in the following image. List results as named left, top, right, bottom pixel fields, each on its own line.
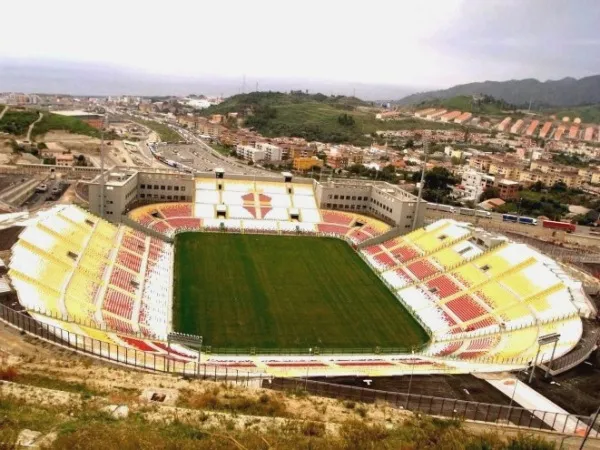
left=1, top=0, right=599, bottom=96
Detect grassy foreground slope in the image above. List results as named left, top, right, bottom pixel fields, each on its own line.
left=173, top=233, right=428, bottom=350
left=0, top=388, right=556, bottom=450
left=414, top=95, right=519, bottom=116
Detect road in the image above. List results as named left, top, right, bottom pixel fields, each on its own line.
left=425, top=209, right=600, bottom=239
left=120, top=111, right=275, bottom=176
left=21, top=179, right=68, bottom=211
left=26, top=112, right=43, bottom=142
left=0, top=105, right=8, bottom=120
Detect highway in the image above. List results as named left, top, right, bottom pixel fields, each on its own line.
left=120, top=111, right=275, bottom=176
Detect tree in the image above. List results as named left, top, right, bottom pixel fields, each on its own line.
left=531, top=181, right=546, bottom=192
left=37, top=142, right=47, bottom=150
left=337, top=113, right=355, bottom=127
left=551, top=181, right=567, bottom=193
left=405, top=139, right=414, bottom=149
left=423, top=167, right=457, bottom=190
left=480, top=186, right=500, bottom=201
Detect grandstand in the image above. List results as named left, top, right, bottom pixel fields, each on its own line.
left=3, top=182, right=595, bottom=377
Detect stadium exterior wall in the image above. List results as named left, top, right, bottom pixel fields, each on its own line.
left=87, top=168, right=425, bottom=230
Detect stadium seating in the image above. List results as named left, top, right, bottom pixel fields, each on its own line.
left=7, top=204, right=586, bottom=376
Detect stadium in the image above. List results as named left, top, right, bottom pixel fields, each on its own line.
left=2, top=169, right=596, bottom=379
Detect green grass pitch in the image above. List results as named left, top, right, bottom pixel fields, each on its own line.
left=173, top=233, right=429, bottom=350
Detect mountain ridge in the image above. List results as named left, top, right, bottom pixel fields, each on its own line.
left=396, top=74, right=600, bottom=108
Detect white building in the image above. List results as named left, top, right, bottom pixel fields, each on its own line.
left=461, top=170, right=495, bottom=201
left=255, top=142, right=282, bottom=161
left=236, top=145, right=265, bottom=162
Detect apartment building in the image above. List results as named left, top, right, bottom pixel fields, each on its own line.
left=460, top=170, right=495, bottom=201
left=468, top=155, right=493, bottom=172
left=488, top=161, right=523, bottom=181
left=293, top=157, right=324, bottom=171
left=496, top=179, right=519, bottom=200
left=235, top=145, right=265, bottom=162
left=255, top=142, right=283, bottom=161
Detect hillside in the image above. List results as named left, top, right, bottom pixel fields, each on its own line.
left=415, top=95, right=519, bottom=116
left=32, top=112, right=102, bottom=139
left=0, top=110, right=39, bottom=136
left=542, top=104, right=600, bottom=124
left=202, top=92, right=462, bottom=145
left=0, top=109, right=103, bottom=139
left=0, top=323, right=558, bottom=450
left=397, top=74, right=600, bottom=108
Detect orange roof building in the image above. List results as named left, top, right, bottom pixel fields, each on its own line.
left=539, top=121, right=553, bottom=139
left=454, top=112, right=473, bottom=124
left=525, top=120, right=539, bottom=136
left=497, top=117, right=512, bottom=132
left=584, top=127, right=595, bottom=141
left=510, top=119, right=524, bottom=134
left=440, top=110, right=462, bottom=122
left=554, top=125, right=566, bottom=141
left=568, top=125, right=580, bottom=139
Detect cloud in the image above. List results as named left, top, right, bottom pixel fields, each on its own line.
left=1, top=0, right=599, bottom=89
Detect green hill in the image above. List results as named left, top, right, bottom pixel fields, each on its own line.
left=0, top=109, right=103, bottom=139
left=396, top=74, right=600, bottom=107
left=0, top=110, right=39, bottom=136
left=202, top=92, right=463, bottom=145
left=415, top=95, right=518, bottom=116
left=32, top=113, right=102, bottom=139
left=541, top=104, right=600, bottom=124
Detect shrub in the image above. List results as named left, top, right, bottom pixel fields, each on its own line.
left=301, top=421, right=326, bottom=437
left=0, top=366, right=18, bottom=381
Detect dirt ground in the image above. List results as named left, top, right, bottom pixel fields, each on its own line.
left=307, top=374, right=514, bottom=406
left=526, top=350, right=600, bottom=416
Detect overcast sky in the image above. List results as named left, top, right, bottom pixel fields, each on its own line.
left=1, top=0, right=599, bottom=92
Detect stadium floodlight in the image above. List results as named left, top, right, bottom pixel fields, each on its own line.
left=528, top=333, right=561, bottom=383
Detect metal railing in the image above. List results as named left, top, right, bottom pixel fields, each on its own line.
left=0, top=303, right=267, bottom=385
left=267, top=377, right=600, bottom=438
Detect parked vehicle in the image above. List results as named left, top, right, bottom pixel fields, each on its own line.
left=542, top=220, right=576, bottom=233
left=35, top=184, right=48, bottom=193
left=427, top=203, right=456, bottom=214
left=475, top=210, right=492, bottom=218
left=502, top=214, right=537, bottom=225
left=518, top=216, right=538, bottom=225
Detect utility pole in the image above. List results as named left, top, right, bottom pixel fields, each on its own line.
left=580, top=404, right=600, bottom=449
left=99, top=113, right=108, bottom=219
left=412, top=138, right=428, bottom=231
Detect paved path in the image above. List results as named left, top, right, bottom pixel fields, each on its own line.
left=0, top=105, right=8, bottom=120
left=486, top=376, right=596, bottom=437
left=26, top=112, right=43, bottom=142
